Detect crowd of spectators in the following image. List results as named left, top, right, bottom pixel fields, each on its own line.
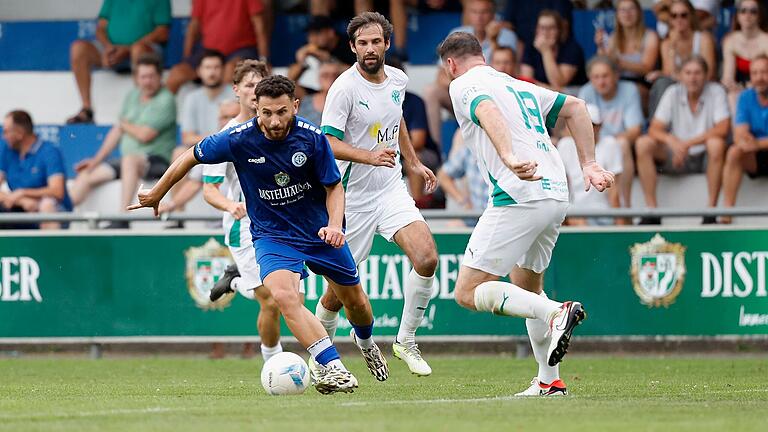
left=3, top=0, right=768, bottom=229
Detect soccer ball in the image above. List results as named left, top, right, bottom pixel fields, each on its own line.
left=260, top=352, right=310, bottom=395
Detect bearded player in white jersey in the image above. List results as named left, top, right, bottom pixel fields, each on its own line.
left=202, top=60, right=285, bottom=362
left=438, top=32, right=615, bottom=396
left=316, top=12, right=439, bottom=376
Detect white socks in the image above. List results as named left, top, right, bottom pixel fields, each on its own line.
left=231, top=277, right=256, bottom=300
left=315, top=301, right=340, bottom=341
left=260, top=343, right=283, bottom=362
left=526, top=292, right=560, bottom=384
left=474, top=281, right=561, bottom=321
left=397, top=269, right=434, bottom=346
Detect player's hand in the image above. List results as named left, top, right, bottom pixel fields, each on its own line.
left=411, top=163, right=438, bottom=193
left=228, top=202, right=247, bottom=220
left=582, top=161, right=615, bottom=192
left=318, top=226, right=345, bottom=248
left=368, top=148, right=397, bottom=168
left=502, top=155, right=542, bottom=181
left=126, top=184, right=161, bottom=216
left=75, top=158, right=97, bottom=173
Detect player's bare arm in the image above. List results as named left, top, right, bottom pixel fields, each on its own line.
left=473, top=99, right=542, bottom=181
left=318, top=181, right=346, bottom=248
left=327, top=135, right=397, bottom=168
left=397, top=118, right=437, bottom=193
left=126, top=146, right=199, bottom=215
left=203, top=182, right=246, bottom=220
left=558, top=96, right=616, bottom=192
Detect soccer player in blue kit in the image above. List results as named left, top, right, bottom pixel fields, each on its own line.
left=128, top=75, right=389, bottom=394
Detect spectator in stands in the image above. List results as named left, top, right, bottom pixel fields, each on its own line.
left=0, top=111, right=72, bottom=230
left=67, top=0, right=171, bottom=124
left=595, top=0, right=659, bottom=102
left=69, top=54, right=176, bottom=228
left=647, top=0, right=717, bottom=116
left=287, top=16, right=356, bottom=99
left=437, top=132, right=487, bottom=218
left=502, top=0, right=573, bottom=45
left=166, top=0, right=269, bottom=93
left=386, top=56, right=443, bottom=206
left=559, top=104, right=623, bottom=226
left=520, top=9, right=587, bottom=90
left=721, top=0, right=768, bottom=109
left=423, top=0, right=519, bottom=146
left=721, top=55, right=768, bottom=224
left=635, top=56, right=729, bottom=225
left=489, top=46, right=521, bottom=78
left=298, top=60, right=342, bottom=126
left=654, top=0, right=719, bottom=38
left=578, top=56, right=644, bottom=210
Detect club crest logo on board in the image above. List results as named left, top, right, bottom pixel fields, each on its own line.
left=630, top=234, right=686, bottom=308
left=184, top=238, right=234, bottom=310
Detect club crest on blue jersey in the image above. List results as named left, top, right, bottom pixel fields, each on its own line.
left=292, top=152, right=307, bottom=167
left=274, top=172, right=290, bottom=187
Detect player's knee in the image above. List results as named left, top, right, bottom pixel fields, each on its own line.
left=453, top=284, right=475, bottom=309
left=413, top=251, right=438, bottom=276
left=267, top=285, right=300, bottom=311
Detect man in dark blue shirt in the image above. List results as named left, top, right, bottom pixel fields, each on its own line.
left=0, top=110, right=72, bottom=230
left=128, top=75, right=388, bottom=394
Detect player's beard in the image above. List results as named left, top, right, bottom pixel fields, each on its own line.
left=358, top=53, right=384, bottom=75
left=264, top=115, right=294, bottom=141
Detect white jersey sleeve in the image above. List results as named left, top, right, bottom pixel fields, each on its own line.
left=321, top=76, right=353, bottom=140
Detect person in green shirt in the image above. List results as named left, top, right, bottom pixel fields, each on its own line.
left=69, top=54, right=177, bottom=228
left=67, top=0, right=171, bottom=124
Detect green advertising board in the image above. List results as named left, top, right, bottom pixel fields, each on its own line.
left=0, top=228, right=766, bottom=341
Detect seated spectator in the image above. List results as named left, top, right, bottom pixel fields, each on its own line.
left=635, top=56, right=729, bottom=225
left=67, top=0, right=171, bottom=124
left=490, top=46, right=524, bottom=79
left=595, top=0, right=659, bottom=101
left=166, top=0, right=269, bottom=93
left=578, top=56, right=644, bottom=209
left=298, top=60, right=342, bottom=127
left=502, top=0, right=573, bottom=46
left=721, top=55, right=768, bottom=224
left=648, top=0, right=717, bottom=116
left=0, top=111, right=72, bottom=230
left=654, top=0, right=719, bottom=38
left=424, top=0, right=519, bottom=146
left=437, top=132, right=487, bottom=217
left=69, top=54, right=176, bottom=228
left=287, top=16, right=356, bottom=99
left=386, top=56, right=443, bottom=206
left=558, top=104, right=623, bottom=226
left=520, top=9, right=587, bottom=90
left=721, top=0, right=768, bottom=109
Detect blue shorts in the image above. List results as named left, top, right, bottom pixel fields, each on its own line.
left=255, top=238, right=360, bottom=286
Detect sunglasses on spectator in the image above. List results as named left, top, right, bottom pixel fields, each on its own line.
left=739, top=7, right=759, bottom=15
left=671, top=12, right=689, bottom=19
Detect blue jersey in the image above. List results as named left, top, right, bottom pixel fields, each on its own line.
left=194, top=116, right=342, bottom=246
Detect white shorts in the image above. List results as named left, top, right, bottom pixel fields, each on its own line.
left=463, top=199, right=568, bottom=276
left=345, top=181, right=425, bottom=264
left=229, top=242, right=306, bottom=296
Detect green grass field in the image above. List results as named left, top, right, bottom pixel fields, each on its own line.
left=0, top=355, right=765, bottom=431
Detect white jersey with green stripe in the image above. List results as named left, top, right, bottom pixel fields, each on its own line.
left=321, top=64, right=408, bottom=212
left=448, top=65, right=569, bottom=206
left=201, top=118, right=250, bottom=248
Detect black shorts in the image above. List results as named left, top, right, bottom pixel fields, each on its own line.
left=747, top=150, right=768, bottom=179
left=107, top=155, right=169, bottom=180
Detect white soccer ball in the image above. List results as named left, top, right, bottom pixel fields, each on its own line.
left=260, top=352, right=310, bottom=395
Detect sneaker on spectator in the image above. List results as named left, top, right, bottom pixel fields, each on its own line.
left=66, top=108, right=94, bottom=124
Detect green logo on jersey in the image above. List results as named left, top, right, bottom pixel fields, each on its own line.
left=358, top=100, right=370, bottom=110
left=274, top=172, right=290, bottom=187
left=391, top=90, right=401, bottom=105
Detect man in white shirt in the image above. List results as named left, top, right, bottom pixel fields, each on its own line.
left=438, top=31, right=614, bottom=397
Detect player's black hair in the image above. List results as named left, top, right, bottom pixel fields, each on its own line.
left=254, top=75, right=296, bottom=100
left=347, top=11, right=393, bottom=43
left=437, top=32, right=483, bottom=61
left=135, top=53, right=163, bottom=75
left=5, top=110, right=33, bottom=134
left=199, top=48, right=226, bottom=66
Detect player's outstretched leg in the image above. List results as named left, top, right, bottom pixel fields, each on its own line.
left=328, top=280, right=389, bottom=382
left=392, top=221, right=437, bottom=376
left=251, top=285, right=283, bottom=362
left=315, top=291, right=342, bottom=341
left=210, top=264, right=239, bottom=301
left=264, top=270, right=358, bottom=394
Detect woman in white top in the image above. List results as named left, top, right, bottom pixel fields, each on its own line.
left=659, top=0, right=716, bottom=81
